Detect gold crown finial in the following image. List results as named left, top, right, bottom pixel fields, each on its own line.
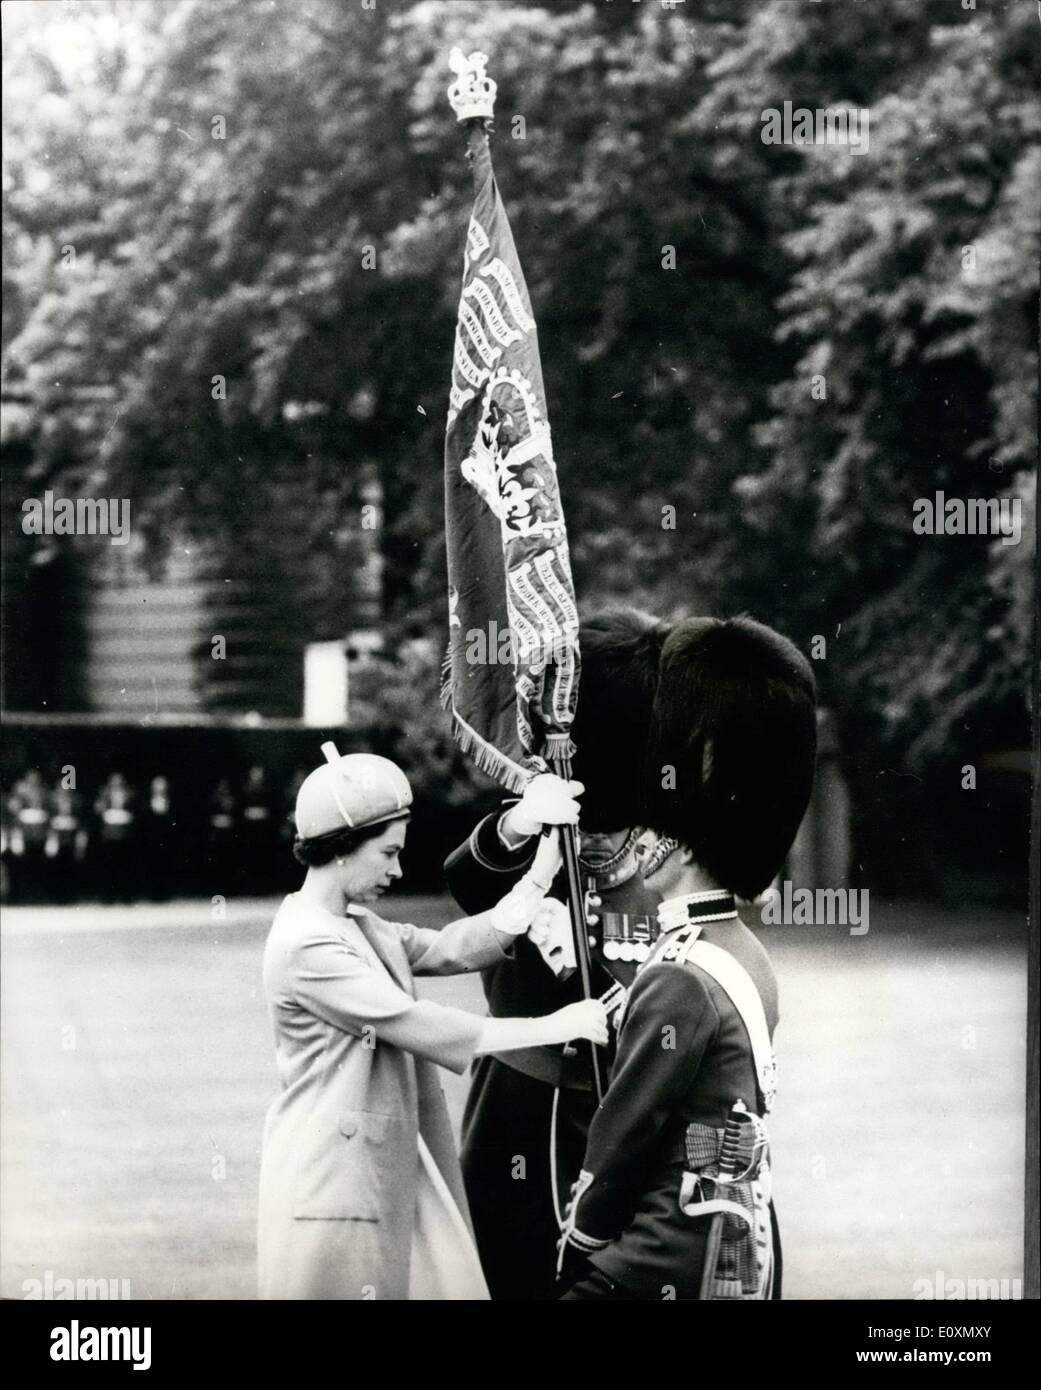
left=447, top=48, right=496, bottom=123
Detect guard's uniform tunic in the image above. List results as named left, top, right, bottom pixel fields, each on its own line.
left=559, top=895, right=781, bottom=1300
left=444, top=807, right=662, bottom=1300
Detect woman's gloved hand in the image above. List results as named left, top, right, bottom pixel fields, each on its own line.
left=542, top=999, right=609, bottom=1047
left=488, top=829, right=563, bottom=934
left=504, top=773, right=584, bottom=840
left=527, top=897, right=577, bottom=977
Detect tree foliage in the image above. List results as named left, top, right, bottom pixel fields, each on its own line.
left=3, top=0, right=1036, bottom=785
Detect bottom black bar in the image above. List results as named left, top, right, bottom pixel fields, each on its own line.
left=3, top=1295, right=1034, bottom=1379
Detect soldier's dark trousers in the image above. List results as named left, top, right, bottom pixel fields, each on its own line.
left=461, top=1055, right=595, bottom=1301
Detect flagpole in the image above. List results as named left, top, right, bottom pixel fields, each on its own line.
left=547, top=743, right=606, bottom=1103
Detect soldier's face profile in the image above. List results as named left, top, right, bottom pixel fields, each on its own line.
left=577, top=827, right=629, bottom=866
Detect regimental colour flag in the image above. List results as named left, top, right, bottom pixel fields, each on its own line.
left=441, top=122, right=580, bottom=792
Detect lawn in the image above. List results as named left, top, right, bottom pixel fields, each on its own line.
left=0, top=895, right=1027, bottom=1300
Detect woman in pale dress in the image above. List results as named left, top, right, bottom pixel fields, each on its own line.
left=258, top=743, right=603, bottom=1300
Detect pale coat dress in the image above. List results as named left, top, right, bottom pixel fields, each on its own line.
left=258, top=890, right=512, bottom=1300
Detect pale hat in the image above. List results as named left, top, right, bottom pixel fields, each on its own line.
left=294, top=743, right=412, bottom=840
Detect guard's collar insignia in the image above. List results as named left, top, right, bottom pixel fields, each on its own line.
left=656, top=889, right=737, bottom=933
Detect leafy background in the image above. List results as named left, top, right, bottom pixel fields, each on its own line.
left=3, top=0, right=1036, bottom=893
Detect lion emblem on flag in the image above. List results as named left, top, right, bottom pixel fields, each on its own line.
left=460, top=369, right=561, bottom=542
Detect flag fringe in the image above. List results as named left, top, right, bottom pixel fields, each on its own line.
left=446, top=706, right=530, bottom=795
left=451, top=718, right=529, bottom=794
left=439, top=644, right=453, bottom=712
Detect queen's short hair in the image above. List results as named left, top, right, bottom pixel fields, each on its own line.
left=292, top=812, right=409, bottom=867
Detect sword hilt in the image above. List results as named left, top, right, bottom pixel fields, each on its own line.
left=697, top=1100, right=752, bottom=1301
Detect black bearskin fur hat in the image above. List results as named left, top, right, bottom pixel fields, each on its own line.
left=644, top=616, right=817, bottom=899
left=569, top=608, right=668, bottom=832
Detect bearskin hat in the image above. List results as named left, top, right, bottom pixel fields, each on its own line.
left=643, top=616, right=817, bottom=900
left=569, top=608, right=668, bottom=832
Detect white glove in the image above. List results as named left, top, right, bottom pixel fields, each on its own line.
left=527, top=897, right=577, bottom=977
left=542, top=999, right=608, bottom=1047
left=506, top=773, right=584, bottom=839
left=488, top=829, right=563, bottom=935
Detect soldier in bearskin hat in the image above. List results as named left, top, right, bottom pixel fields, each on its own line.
left=47, top=776, right=88, bottom=904
left=93, top=771, right=139, bottom=903
left=557, top=616, right=817, bottom=1300
left=443, top=607, right=671, bottom=1300
left=6, top=768, right=51, bottom=903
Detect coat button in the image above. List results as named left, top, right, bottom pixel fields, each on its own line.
left=340, top=1119, right=359, bottom=1138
